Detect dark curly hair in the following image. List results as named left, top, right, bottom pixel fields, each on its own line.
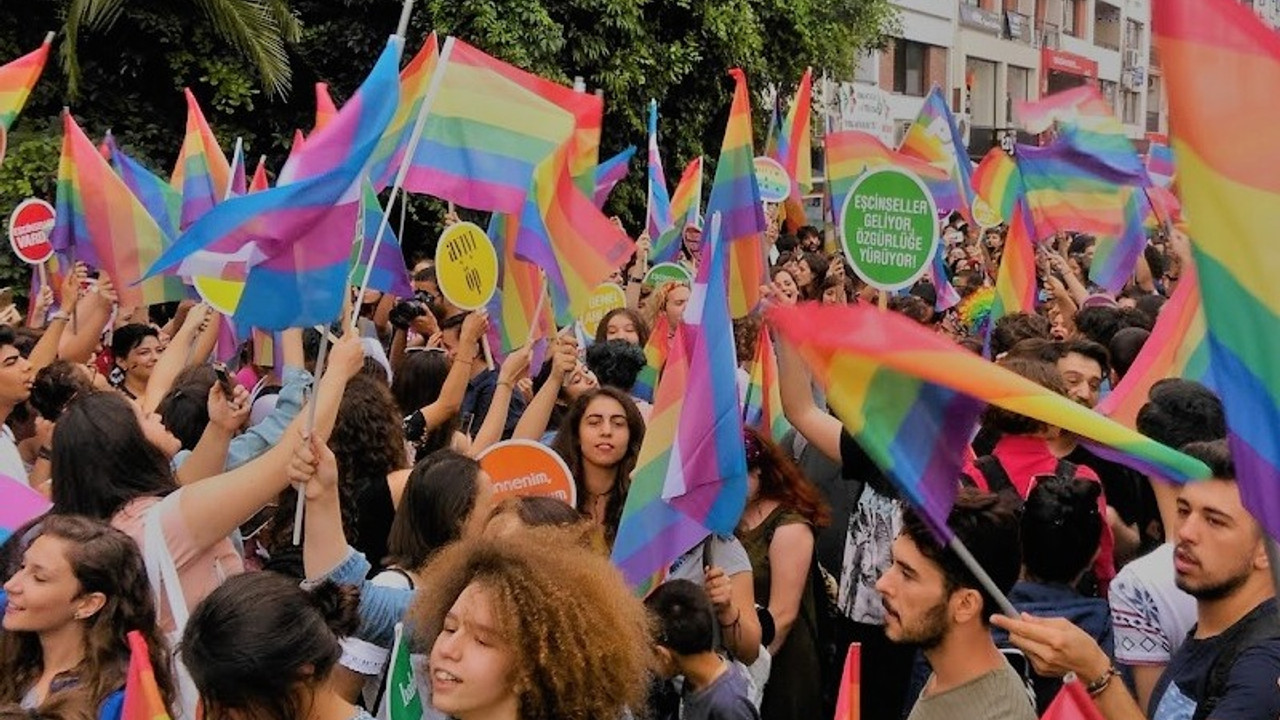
left=584, top=339, right=646, bottom=393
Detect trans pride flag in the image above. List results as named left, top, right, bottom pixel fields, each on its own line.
left=646, top=99, right=673, bottom=240
left=1156, top=0, right=1280, bottom=538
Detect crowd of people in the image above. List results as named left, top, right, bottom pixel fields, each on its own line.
left=0, top=205, right=1274, bottom=720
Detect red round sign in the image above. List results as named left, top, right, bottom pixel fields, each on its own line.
left=8, top=199, right=55, bottom=265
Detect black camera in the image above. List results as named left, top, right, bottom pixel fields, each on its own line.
left=389, top=290, right=436, bottom=330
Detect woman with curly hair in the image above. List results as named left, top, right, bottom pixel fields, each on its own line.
left=735, top=426, right=831, bottom=719
left=549, top=387, right=645, bottom=544
left=642, top=281, right=690, bottom=336
left=412, top=529, right=655, bottom=720
left=0, top=515, right=175, bottom=718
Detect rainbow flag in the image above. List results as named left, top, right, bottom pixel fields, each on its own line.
left=631, top=313, right=670, bottom=404
left=51, top=113, right=186, bottom=307
left=652, top=156, right=703, bottom=265
left=768, top=303, right=1211, bottom=506
left=487, top=212, right=554, bottom=354
left=706, top=69, right=767, bottom=319
left=1098, top=261, right=1211, bottom=429
left=776, top=68, right=813, bottom=232
left=370, top=33, right=438, bottom=191
left=350, top=181, right=412, bottom=297
left=171, top=88, right=232, bottom=230
left=144, top=37, right=402, bottom=329
left=104, top=133, right=182, bottom=236
left=0, top=473, right=49, bottom=543
left=834, top=643, right=861, bottom=720
left=825, top=131, right=950, bottom=221
left=593, top=145, right=635, bottom=209
left=122, top=631, right=171, bottom=720
left=402, top=38, right=600, bottom=214
left=1155, top=0, right=1280, bottom=536
left=612, top=216, right=748, bottom=590
left=1146, top=142, right=1176, bottom=188
left=742, top=327, right=791, bottom=443
left=1015, top=85, right=1118, bottom=136
left=990, top=199, right=1038, bottom=326
left=0, top=33, right=52, bottom=134
left=314, top=82, right=338, bottom=132
left=928, top=244, right=962, bottom=311
left=226, top=137, right=247, bottom=198
left=898, top=87, right=975, bottom=220
left=971, top=147, right=1023, bottom=225
left=1040, top=679, right=1105, bottom=720
left=249, top=155, right=269, bottom=192
left=646, top=99, right=673, bottom=240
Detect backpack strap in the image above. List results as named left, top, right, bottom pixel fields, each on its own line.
left=1053, top=458, right=1079, bottom=481
left=1191, top=607, right=1280, bottom=720
left=970, top=455, right=1016, bottom=495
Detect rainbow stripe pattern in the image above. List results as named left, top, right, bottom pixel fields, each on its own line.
left=898, top=87, right=975, bottom=220
left=104, top=132, right=182, bottom=237
left=972, top=149, right=1037, bottom=322
left=706, top=69, right=767, bottom=319
left=768, top=303, right=1211, bottom=535
left=652, top=156, right=702, bottom=265
left=51, top=113, right=186, bottom=307
left=144, top=38, right=402, bottom=330
left=593, top=145, right=635, bottom=209
left=777, top=68, right=813, bottom=231
left=402, top=37, right=600, bottom=214
left=370, top=33, right=438, bottom=191
left=646, top=99, right=673, bottom=240
left=1155, top=0, right=1280, bottom=536
left=350, top=180, right=412, bottom=297
left=742, top=327, right=792, bottom=443
left=123, top=631, right=172, bottom=720
left=825, top=131, right=949, bottom=222
left=631, top=313, right=670, bottom=404
left=0, top=33, right=51, bottom=133
left=171, top=88, right=232, bottom=230
left=487, top=212, right=554, bottom=353
left=613, top=215, right=748, bottom=590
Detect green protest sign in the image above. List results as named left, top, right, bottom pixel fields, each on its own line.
left=839, top=168, right=938, bottom=291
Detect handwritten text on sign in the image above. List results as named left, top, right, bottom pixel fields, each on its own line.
left=435, top=221, right=499, bottom=310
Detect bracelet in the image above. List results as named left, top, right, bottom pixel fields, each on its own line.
left=1085, top=665, right=1120, bottom=697
left=718, top=609, right=741, bottom=629
left=49, top=312, right=71, bottom=323
left=497, top=379, right=514, bottom=389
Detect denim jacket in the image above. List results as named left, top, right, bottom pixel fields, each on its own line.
left=303, top=547, right=412, bottom=649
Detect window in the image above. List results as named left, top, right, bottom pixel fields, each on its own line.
left=893, top=39, right=927, bottom=97
left=1006, top=66, right=1032, bottom=121
left=1124, top=19, right=1143, bottom=50
left=1063, top=0, right=1078, bottom=35
left=1122, top=90, right=1141, bottom=124
left=1099, top=80, right=1119, bottom=110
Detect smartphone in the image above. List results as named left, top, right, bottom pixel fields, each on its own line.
left=212, top=363, right=235, bottom=398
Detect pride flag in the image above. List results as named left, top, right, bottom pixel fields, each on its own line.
left=350, top=181, right=412, bottom=297
left=631, top=313, right=670, bottom=404
left=122, top=631, right=171, bottom=720
left=402, top=38, right=600, bottom=213
left=144, top=37, right=401, bottom=329
left=646, top=99, right=673, bottom=240
left=1098, top=260, right=1211, bottom=429
left=0, top=473, right=50, bottom=544
left=825, top=131, right=949, bottom=221
left=1146, top=142, right=1176, bottom=188
left=972, top=149, right=1037, bottom=322
left=0, top=33, right=52, bottom=133
left=706, top=69, right=767, bottom=319
left=776, top=68, right=812, bottom=231
left=104, top=133, right=182, bottom=236
left=593, top=145, right=635, bottom=209
left=971, top=148, right=1023, bottom=225
left=249, top=155, right=269, bottom=192
left=226, top=137, right=247, bottom=198
left=1155, top=0, right=1280, bottom=536
left=51, top=113, right=186, bottom=307
left=742, top=327, right=791, bottom=443
left=171, top=88, right=232, bottom=230
left=652, top=156, right=702, bottom=265
left=768, top=304, right=1211, bottom=520
left=314, top=82, right=338, bottom=132
left=613, top=216, right=748, bottom=590
left=1016, top=85, right=1119, bottom=136
left=370, top=33, right=438, bottom=191
left=898, top=87, right=975, bottom=220
left=1040, top=679, right=1105, bottom=720
left=834, top=643, right=861, bottom=720
left=928, top=245, right=962, bottom=312
left=487, top=212, right=554, bottom=353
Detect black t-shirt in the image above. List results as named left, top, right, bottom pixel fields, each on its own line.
left=1149, top=598, right=1280, bottom=720
left=1066, top=444, right=1162, bottom=550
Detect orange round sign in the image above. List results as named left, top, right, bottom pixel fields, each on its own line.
left=476, top=439, right=577, bottom=507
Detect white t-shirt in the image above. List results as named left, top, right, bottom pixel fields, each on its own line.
left=1109, top=543, right=1197, bottom=666
left=0, top=425, right=28, bottom=484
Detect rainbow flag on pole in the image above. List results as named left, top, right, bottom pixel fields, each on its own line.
left=593, top=145, right=635, bottom=209
left=0, top=32, right=52, bottom=134
left=370, top=33, right=438, bottom=191
left=646, top=99, right=673, bottom=240
left=652, top=156, right=702, bottom=265
left=834, top=643, right=861, bottom=720
left=1155, top=0, right=1280, bottom=537
left=972, top=148, right=1037, bottom=322
left=706, top=69, right=767, bottom=319
left=122, top=631, right=172, bottom=720
left=487, top=212, right=554, bottom=353
left=776, top=68, right=812, bottom=231
left=613, top=215, right=748, bottom=591
left=144, top=37, right=402, bottom=329
left=171, top=88, right=232, bottom=230
left=742, top=327, right=791, bottom=443
left=825, top=131, right=950, bottom=221
left=898, top=87, right=975, bottom=220
left=104, top=133, right=182, bottom=237
left=51, top=113, right=186, bottom=307
left=631, top=313, right=670, bottom=404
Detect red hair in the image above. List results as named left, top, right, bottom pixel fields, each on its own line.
left=744, top=426, right=830, bottom=528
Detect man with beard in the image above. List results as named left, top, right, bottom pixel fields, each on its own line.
left=875, top=490, right=1035, bottom=720
left=994, top=439, right=1280, bottom=720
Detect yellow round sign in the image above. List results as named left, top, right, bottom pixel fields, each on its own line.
left=578, top=283, right=627, bottom=337
left=193, top=276, right=245, bottom=316
left=972, top=197, right=1003, bottom=229
left=435, top=221, right=498, bottom=311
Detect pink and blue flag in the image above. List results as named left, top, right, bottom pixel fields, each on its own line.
left=0, top=473, right=50, bottom=543
left=592, top=145, right=635, bottom=209
left=1146, top=142, right=1175, bottom=188
left=143, top=37, right=403, bottom=330
left=350, top=180, right=412, bottom=297
left=646, top=99, right=673, bottom=240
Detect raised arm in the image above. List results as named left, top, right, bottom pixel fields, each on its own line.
left=58, top=279, right=115, bottom=364
left=777, top=336, right=842, bottom=463
left=420, top=311, right=486, bottom=430
left=29, top=267, right=85, bottom=373
left=471, top=345, right=531, bottom=455
left=513, top=335, right=575, bottom=441
left=142, top=304, right=213, bottom=414
left=174, top=383, right=251, bottom=486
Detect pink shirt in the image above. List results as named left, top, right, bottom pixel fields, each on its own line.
left=112, top=492, right=244, bottom=632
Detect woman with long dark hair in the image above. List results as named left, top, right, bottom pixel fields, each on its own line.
left=549, top=387, right=645, bottom=544
left=0, top=516, right=175, bottom=718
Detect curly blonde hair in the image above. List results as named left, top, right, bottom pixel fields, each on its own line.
left=411, top=528, right=655, bottom=720
left=641, top=280, right=688, bottom=329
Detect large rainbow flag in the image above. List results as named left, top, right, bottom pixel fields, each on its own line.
left=369, top=33, right=439, bottom=191
left=122, top=631, right=172, bottom=720
left=646, top=99, right=673, bottom=240
left=825, top=131, right=950, bottom=222
left=0, top=33, right=52, bottom=136
left=171, top=88, right=232, bottom=230
left=652, top=156, right=703, bottom=265
left=487, top=212, right=554, bottom=353
left=144, top=37, right=402, bottom=330
left=776, top=68, right=812, bottom=232
left=1155, top=0, right=1280, bottom=537
left=898, top=87, right=975, bottom=221
left=972, top=149, right=1037, bottom=322
left=767, top=303, right=1210, bottom=533
left=742, top=326, right=792, bottom=444
left=706, top=69, right=767, bottom=319
left=613, top=216, right=748, bottom=590
left=104, top=133, right=182, bottom=237
left=51, top=113, right=186, bottom=307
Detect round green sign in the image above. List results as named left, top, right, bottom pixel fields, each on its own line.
left=643, top=262, right=693, bottom=288
left=839, top=168, right=939, bottom=291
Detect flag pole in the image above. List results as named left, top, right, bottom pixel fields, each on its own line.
left=524, top=270, right=549, bottom=350
left=292, top=326, right=331, bottom=545
left=351, top=37, right=457, bottom=329
left=395, top=0, right=415, bottom=38
left=948, top=535, right=1019, bottom=618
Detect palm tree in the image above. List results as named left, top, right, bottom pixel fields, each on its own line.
left=61, top=0, right=301, bottom=98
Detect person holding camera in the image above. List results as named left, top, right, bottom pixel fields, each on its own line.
left=436, top=311, right=526, bottom=440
